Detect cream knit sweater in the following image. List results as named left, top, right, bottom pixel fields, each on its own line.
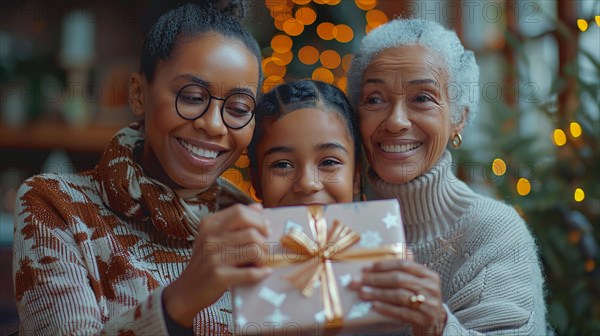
left=13, top=124, right=249, bottom=335
left=368, top=150, right=548, bottom=335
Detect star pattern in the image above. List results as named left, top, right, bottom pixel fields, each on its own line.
left=265, top=308, right=290, bottom=324
left=347, top=302, right=372, bottom=320
left=381, top=212, right=399, bottom=229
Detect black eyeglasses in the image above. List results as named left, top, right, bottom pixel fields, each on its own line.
left=175, top=84, right=256, bottom=129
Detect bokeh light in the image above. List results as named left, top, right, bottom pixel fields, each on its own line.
left=577, top=19, right=589, bottom=32
left=553, top=129, right=567, bottom=146
left=355, top=0, right=377, bottom=10
left=570, top=122, right=582, bottom=138
left=292, top=0, right=311, bottom=4
left=298, top=46, right=320, bottom=65
left=334, top=24, right=354, bottom=43
left=262, top=57, right=287, bottom=78
left=272, top=50, right=293, bottom=66
left=283, top=18, right=304, bottom=36
left=492, top=158, right=507, bottom=176
left=574, top=188, right=585, bottom=202
left=320, top=50, right=341, bottom=69
left=263, top=75, right=284, bottom=93
left=342, top=54, right=353, bottom=72
left=366, top=9, right=388, bottom=28
left=271, top=35, right=293, bottom=53
left=295, top=7, right=317, bottom=25
left=516, top=178, right=531, bottom=196
left=337, top=76, right=347, bottom=93
left=317, top=22, right=336, bottom=40
left=312, top=67, right=335, bottom=83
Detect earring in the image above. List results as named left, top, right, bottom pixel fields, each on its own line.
left=451, top=133, right=463, bottom=148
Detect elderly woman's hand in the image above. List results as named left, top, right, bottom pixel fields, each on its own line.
left=349, top=259, right=447, bottom=335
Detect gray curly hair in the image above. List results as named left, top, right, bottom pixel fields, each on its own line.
left=347, top=19, right=480, bottom=125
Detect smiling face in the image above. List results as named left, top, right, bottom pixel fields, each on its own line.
left=135, top=33, right=259, bottom=191
left=256, top=108, right=357, bottom=208
left=359, top=45, right=458, bottom=184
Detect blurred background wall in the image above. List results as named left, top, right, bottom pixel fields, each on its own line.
left=0, top=0, right=598, bottom=334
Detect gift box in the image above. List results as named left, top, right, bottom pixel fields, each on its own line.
left=232, top=200, right=407, bottom=335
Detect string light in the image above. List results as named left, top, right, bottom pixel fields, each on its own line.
left=516, top=178, right=531, bottom=196
left=271, top=35, right=293, bottom=53
left=333, top=24, right=354, bottom=43
left=355, top=0, right=377, bottom=10
left=320, top=49, right=341, bottom=69
left=295, top=7, right=317, bottom=25
left=577, top=19, right=589, bottom=32
left=298, top=46, right=320, bottom=65
left=337, top=76, right=348, bottom=93
left=262, top=57, right=287, bottom=78
left=342, top=54, right=353, bottom=72
left=317, top=22, right=336, bottom=40
left=283, top=18, right=305, bottom=36
left=553, top=129, right=567, bottom=146
left=366, top=9, right=388, bottom=28
left=570, top=122, right=582, bottom=138
left=574, top=188, right=585, bottom=202
left=272, top=50, right=294, bottom=66
left=292, top=0, right=311, bottom=4
left=263, top=75, right=284, bottom=93
left=312, top=67, right=335, bottom=83
left=492, top=158, right=507, bottom=176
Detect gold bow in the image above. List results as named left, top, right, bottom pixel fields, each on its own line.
left=263, top=205, right=404, bottom=330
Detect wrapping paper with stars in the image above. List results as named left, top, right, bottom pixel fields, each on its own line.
left=232, top=200, right=406, bottom=335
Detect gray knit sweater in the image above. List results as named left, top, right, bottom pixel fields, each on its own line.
left=367, top=151, right=548, bottom=335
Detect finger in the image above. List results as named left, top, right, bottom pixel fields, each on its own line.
left=225, top=266, right=273, bottom=286
left=361, top=271, right=422, bottom=292
left=371, top=301, right=430, bottom=326
left=248, top=203, right=264, bottom=211
left=358, top=287, right=415, bottom=306
left=368, top=259, right=435, bottom=278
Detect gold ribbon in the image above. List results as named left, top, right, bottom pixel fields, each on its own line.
left=263, top=205, right=405, bottom=330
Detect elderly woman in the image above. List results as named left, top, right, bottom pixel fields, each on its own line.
left=347, top=19, right=548, bottom=335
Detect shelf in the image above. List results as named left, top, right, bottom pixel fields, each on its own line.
left=0, top=122, right=122, bottom=153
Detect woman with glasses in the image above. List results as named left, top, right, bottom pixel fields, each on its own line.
left=13, top=2, right=271, bottom=335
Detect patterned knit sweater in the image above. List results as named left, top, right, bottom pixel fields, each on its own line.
left=13, top=123, right=251, bottom=335
left=368, top=150, right=548, bottom=335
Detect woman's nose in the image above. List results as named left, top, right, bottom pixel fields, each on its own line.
left=193, top=99, right=228, bottom=136
left=384, top=102, right=411, bottom=133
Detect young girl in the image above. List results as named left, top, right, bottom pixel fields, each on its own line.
left=248, top=80, right=361, bottom=208
left=13, top=2, right=271, bottom=335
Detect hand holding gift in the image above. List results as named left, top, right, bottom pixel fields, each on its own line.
left=232, top=200, right=408, bottom=335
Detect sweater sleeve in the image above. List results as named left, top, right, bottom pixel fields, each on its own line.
left=440, top=201, right=548, bottom=335
left=13, top=176, right=171, bottom=336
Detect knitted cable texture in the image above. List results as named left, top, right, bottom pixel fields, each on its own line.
left=368, top=150, right=548, bottom=335
left=13, top=123, right=247, bottom=335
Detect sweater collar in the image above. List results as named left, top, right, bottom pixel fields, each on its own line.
left=367, top=150, right=478, bottom=243
left=95, top=122, right=220, bottom=241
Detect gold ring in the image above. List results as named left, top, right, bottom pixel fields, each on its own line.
left=409, top=294, right=426, bottom=307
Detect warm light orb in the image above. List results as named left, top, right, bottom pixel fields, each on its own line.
left=271, top=35, right=293, bottom=53
left=577, top=19, right=589, bottom=32
left=342, top=54, right=353, bottom=72
left=263, top=75, right=284, bottom=93
left=574, top=188, right=585, bottom=202
left=492, top=158, right=507, bottom=176
left=317, top=22, right=336, bottom=40
left=298, top=46, right=320, bottom=65
left=283, top=18, right=305, bottom=36
left=553, top=129, right=567, bottom=146
left=333, top=24, right=354, bottom=43
left=312, top=67, right=335, bottom=83
left=320, top=49, right=341, bottom=69
left=292, top=0, right=311, bottom=4
left=272, top=50, right=293, bottom=66
left=366, top=9, right=388, bottom=27
left=262, top=57, right=287, bottom=78
left=337, top=76, right=347, bottom=93
left=570, top=122, right=582, bottom=138
left=355, top=0, right=377, bottom=10
left=295, top=7, right=317, bottom=25
left=516, top=178, right=531, bottom=196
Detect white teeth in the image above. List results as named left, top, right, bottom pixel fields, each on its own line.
left=380, top=142, right=422, bottom=153
left=179, top=139, right=220, bottom=159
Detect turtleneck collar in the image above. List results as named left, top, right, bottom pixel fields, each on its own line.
left=95, top=122, right=220, bottom=241
left=367, top=150, right=479, bottom=243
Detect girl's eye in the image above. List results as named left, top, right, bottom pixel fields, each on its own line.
left=365, top=95, right=385, bottom=105
left=272, top=161, right=293, bottom=169
left=320, top=158, right=342, bottom=167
